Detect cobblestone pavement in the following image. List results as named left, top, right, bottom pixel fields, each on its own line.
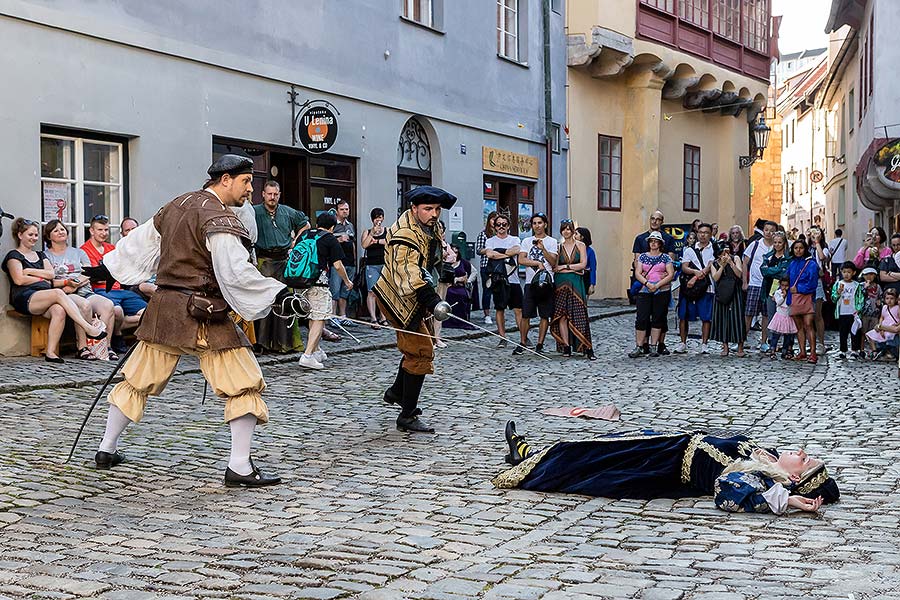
left=1, top=307, right=899, bottom=600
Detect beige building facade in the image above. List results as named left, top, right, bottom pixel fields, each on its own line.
left=567, top=1, right=771, bottom=299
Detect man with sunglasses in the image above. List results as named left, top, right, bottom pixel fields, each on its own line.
left=632, top=210, right=676, bottom=354
left=517, top=213, right=557, bottom=355
left=484, top=215, right=522, bottom=346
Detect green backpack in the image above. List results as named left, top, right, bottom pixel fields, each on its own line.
left=284, top=230, right=324, bottom=288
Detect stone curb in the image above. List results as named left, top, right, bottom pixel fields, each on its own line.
left=0, top=306, right=635, bottom=395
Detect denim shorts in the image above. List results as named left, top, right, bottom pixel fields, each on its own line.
left=365, top=265, right=383, bottom=290
left=329, top=266, right=356, bottom=300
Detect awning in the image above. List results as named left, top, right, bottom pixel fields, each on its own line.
left=856, top=138, right=900, bottom=211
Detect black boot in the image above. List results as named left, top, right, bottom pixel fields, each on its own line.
left=383, top=363, right=404, bottom=406
left=504, top=420, right=534, bottom=466
left=396, top=372, right=434, bottom=433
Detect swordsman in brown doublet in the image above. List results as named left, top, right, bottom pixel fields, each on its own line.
left=88, top=155, right=287, bottom=487
left=374, top=186, right=455, bottom=433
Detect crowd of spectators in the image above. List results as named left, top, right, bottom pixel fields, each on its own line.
left=628, top=214, right=900, bottom=363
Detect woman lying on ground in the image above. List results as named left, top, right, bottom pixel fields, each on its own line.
left=493, top=421, right=838, bottom=515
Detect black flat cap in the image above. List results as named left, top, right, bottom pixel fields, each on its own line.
left=404, top=185, right=457, bottom=209
left=208, top=154, right=254, bottom=178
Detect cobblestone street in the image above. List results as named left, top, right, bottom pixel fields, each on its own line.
left=1, top=307, right=899, bottom=600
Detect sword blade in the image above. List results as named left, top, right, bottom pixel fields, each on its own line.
left=445, top=314, right=551, bottom=360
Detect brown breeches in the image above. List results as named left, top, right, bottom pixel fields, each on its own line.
left=376, top=298, right=435, bottom=375
left=107, top=341, right=268, bottom=424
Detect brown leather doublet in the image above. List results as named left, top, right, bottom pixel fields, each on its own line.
left=136, top=190, right=253, bottom=351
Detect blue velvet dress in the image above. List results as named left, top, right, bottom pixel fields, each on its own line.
left=492, top=430, right=788, bottom=513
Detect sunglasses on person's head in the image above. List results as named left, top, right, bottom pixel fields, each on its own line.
left=90, top=214, right=109, bottom=224
left=22, top=219, right=39, bottom=227
left=561, top=219, right=574, bottom=224
left=532, top=212, right=547, bottom=221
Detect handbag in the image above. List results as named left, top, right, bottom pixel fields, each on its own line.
left=789, top=293, right=813, bottom=316
left=679, top=247, right=710, bottom=301
left=187, top=293, right=230, bottom=323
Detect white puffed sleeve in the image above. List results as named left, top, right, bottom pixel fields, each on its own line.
left=104, top=220, right=161, bottom=285
left=207, top=232, right=285, bottom=321
left=761, top=483, right=790, bottom=515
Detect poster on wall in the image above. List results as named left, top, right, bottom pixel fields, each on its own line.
left=517, top=202, right=533, bottom=237
left=42, top=182, right=70, bottom=222
left=483, top=199, right=497, bottom=225
left=448, top=206, right=463, bottom=231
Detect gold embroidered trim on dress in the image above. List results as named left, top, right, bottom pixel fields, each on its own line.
left=681, top=434, right=702, bottom=483
left=697, top=441, right=732, bottom=467
left=491, top=446, right=554, bottom=488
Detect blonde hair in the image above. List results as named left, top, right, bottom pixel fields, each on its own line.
left=721, top=449, right=819, bottom=485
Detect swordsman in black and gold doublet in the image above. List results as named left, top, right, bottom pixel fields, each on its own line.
left=373, top=186, right=455, bottom=434
left=494, top=426, right=839, bottom=515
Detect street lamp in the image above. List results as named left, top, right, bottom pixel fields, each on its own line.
left=739, top=116, right=772, bottom=169
left=786, top=166, right=797, bottom=189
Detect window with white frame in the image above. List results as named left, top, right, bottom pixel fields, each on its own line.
left=497, top=0, right=519, bottom=61
left=40, top=133, right=125, bottom=246
left=402, top=0, right=432, bottom=27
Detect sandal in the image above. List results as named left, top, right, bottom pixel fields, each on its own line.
left=735, top=351, right=747, bottom=358
left=78, top=347, right=97, bottom=361
left=794, top=354, right=808, bottom=361
left=379, top=319, right=390, bottom=326
left=807, top=354, right=818, bottom=364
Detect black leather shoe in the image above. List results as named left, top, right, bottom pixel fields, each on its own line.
left=396, top=415, right=435, bottom=433
left=224, top=465, right=281, bottom=488
left=504, top=420, right=529, bottom=466
left=95, top=450, right=124, bottom=470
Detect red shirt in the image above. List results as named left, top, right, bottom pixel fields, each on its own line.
left=80, top=240, right=121, bottom=291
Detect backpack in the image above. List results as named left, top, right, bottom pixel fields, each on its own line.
left=284, top=230, right=325, bottom=288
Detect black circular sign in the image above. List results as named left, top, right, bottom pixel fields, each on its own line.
left=298, top=106, right=338, bottom=154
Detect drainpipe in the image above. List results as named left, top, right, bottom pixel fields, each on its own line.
left=542, top=0, right=553, bottom=221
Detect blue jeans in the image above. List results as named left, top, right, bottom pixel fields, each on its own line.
left=479, top=266, right=492, bottom=312
left=767, top=331, right=795, bottom=354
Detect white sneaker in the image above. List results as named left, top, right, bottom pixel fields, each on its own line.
left=674, top=342, right=687, bottom=354
left=700, top=343, right=710, bottom=354
left=298, top=353, right=324, bottom=370
left=312, top=349, right=327, bottom=362
left=484, top=315, right=492, bottom=325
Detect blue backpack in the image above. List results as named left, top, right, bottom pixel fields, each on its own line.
left=284, top=230, right=324, bottom=288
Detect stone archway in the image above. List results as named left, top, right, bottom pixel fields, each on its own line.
left=397, top=117, right=435, bottom=214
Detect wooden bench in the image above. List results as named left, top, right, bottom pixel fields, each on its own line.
left=6, top=308, right=50, bottom=358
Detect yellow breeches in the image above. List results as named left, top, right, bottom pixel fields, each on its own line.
left=107, top=341, right=268, bottom=424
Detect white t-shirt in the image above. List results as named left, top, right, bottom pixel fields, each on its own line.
left=520, top=235, right=559, bottom=284
left=682, top=242, right=715, bottom=293
left=485, top=234, right=521, bottom=284
left=743, top=238, right=773, bottom=287
left=828, top=237, right=847, bottom=265
left=836, top=280, right=860, bottom=316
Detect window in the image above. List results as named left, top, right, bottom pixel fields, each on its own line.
left=551, top=123, right=561, bottom=154
left=712, top=0, right=740, bottom=41
left=852, top=175, right=858, bottom=214
left=40, top=132, right=125, bottom=246
left=497, top=0, right=519, bottom=62
left=742, top=0, right=769, bottom=53
left=839, top=101, right=846, bottom=155
left=683, top=144, right=701, bottom=212
left=849, top=89, right=855, bottom=129
left=402, top=0, right=432, bottom=27
left=551, top=0, right=562, bottom=13
left=679, top=0, right=708, bottom=28
left=597, top=135, right=622, bottom=211
left=838, top=185, right=846, bottom=223
left=643, top=0, right=674, bottom=12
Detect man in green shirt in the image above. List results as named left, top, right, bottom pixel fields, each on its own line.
left=253, top=181, right=310, bottom=353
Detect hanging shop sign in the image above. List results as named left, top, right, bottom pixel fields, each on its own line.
left=289, top=88, right=340, bottom=154
left=482, top=146, right=540, bottom=180
left=874, top=139, right=900, bottom=185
